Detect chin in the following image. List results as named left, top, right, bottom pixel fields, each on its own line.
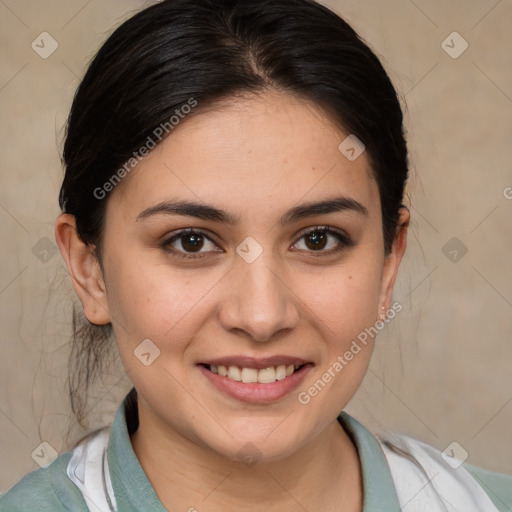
left=194, top=416, right=311, bottom=465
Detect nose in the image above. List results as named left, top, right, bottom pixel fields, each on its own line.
left=218, top=255, right=300, bottom=343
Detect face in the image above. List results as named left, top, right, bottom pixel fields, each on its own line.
left=63, top=90, right=407, bottom=462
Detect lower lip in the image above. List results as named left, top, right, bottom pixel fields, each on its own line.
left=198, top=364, right=313, bottom=403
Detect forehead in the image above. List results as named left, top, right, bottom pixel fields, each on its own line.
left=108, top=90, right=379, bottom=222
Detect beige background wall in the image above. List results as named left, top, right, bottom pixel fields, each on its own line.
left=1, top=0, right=511, bottom=493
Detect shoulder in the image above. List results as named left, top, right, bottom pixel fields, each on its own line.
left=378, top=432, right=512, bottom=512
left=463, top=461, right=512, bottom=512
left=0, top=451, right=88, bottom=512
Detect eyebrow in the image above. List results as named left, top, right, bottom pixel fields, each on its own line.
left=135, top=196, right=368, bottom=225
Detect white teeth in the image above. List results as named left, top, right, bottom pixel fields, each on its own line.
left=241, top=367, right=258, bottom=383
left=209, top=363, right=303, bottom=383
left=257, top=367, right=276, bottom=384
left=275, top=365, right=287, bottom=381
left=227, top=366, right=242, bottom=381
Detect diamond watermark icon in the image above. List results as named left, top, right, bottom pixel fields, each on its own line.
left=441, top=32, right=468, bottom=59
left=338, top=134, right=365, bottom=161
left=31, top=441, right=58, bottom=468
left=442, top=237, right=468, bottom=263
left=134, top=338, right=161, bottom=366
left=31, top=32, right=59, bottom=59
left=236, top=236, right=263, bottom=264
left=237, top=442, right=263, bottom=467
left=32, top=236, right=58, bottom=263
left=441, top=441, right=468, bottom=469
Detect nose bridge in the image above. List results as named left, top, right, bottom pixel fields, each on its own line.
left=218, top=247, right=299, bottom=342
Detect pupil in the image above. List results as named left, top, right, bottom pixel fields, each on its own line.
left=305, top=231, right=327, bottom=250
left=182, top=234, right=203, bottom=252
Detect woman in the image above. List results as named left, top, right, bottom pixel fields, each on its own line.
left=1, top=0, right=510, bottom=510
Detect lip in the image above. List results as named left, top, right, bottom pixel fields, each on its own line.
left=197, top=360, right=314, bottom=403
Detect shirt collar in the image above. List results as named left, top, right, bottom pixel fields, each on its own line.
left=107, top=392, right=167, bottom=512
left=338, top=411, right=402, bottom=511
left=107, top=391, right=401, bottom=511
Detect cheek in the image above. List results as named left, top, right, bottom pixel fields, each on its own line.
left=292, top=262, right=382, bottom=341
left=291, top=267, right=381, bottom=430
left=104, top=263, right=208, bottom=398
left=105, top=256, right=222, bottom=349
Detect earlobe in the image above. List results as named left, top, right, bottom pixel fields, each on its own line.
left=378, top=206, right=410, bottom=316
left=55, top=213, right=111, bottom=325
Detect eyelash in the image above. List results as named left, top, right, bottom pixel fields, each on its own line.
left=161, top=226, right=353, bottom=260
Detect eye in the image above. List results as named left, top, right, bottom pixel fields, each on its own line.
left=162, top=226, right=353, bottom=260
left=291, top=226, right=353, bottom=255
left=162, top=228, right=221, bottom=259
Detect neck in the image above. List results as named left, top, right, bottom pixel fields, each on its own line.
left=131, top=402, right=363, bottom=512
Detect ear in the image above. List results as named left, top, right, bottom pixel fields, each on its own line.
left=377, top=206, right=410, bottom=319
left=55, top=213, right=111, bottom=325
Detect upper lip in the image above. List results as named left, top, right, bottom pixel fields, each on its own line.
left=199, top=355, right=312, bottom=370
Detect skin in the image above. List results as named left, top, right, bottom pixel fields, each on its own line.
left=56, top=90, right=409, bottom=512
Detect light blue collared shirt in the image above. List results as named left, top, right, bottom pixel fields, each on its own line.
left=1, top=391, right=511, bottom=511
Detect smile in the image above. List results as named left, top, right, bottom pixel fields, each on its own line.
left=197, top=356, right=314, bottom=403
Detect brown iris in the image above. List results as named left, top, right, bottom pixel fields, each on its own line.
left=304, top=230, right=327, bottom=250
left=180, top=233, right=204, bottom=252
